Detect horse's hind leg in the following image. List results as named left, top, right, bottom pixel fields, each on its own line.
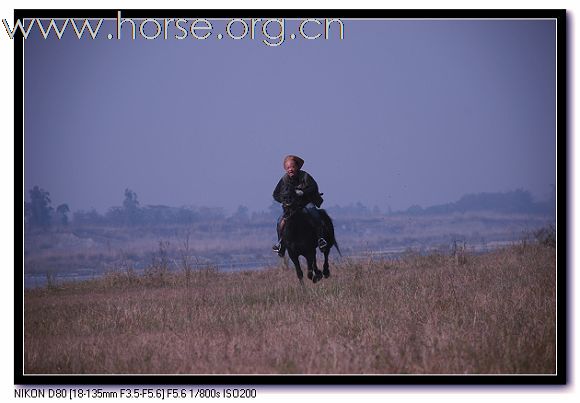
left=323, top=250, right=330, bottom=278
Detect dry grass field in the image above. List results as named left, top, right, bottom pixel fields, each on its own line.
left=23, top=242, right=556, bottom=375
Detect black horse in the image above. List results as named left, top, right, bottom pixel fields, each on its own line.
left=279, top=185, right=341, bottom=284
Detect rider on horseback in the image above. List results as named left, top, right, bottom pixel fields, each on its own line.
left=272, top=155, right=327, bottom=257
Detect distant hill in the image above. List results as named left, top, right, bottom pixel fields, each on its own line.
left=403, top=189, right=555, bottom=216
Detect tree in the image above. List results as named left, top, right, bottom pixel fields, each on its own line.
left=73, top=208, right=103, bottom=226
left=24, top=201, right=30, bottom=228
left=105, top=206, right=124, bottom=225
left=406, top=204, right=423, bottom=215
left=123, top=188, right=141, bottom=225
left=55, top=203, right=70, bottom=226
left=28, top=186, right=52, bottom=229
left=231, top=205, right=250, bottom=223
left=123, top=188, right=139, bottom=211
left=268, top=200, right=281, bottom=218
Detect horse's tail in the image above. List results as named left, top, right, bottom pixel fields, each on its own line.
left=334, top=240, right=342, bottom=257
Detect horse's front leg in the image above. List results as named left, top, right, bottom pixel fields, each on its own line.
left=289, top=252, right=304, bottom=285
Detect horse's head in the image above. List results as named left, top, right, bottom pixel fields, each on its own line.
left=280, top=183, right=300, bottom=216
left=280, top=188, right=312, bottom=246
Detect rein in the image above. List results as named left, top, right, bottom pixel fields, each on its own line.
left=282, top=203, right=300, bottom=220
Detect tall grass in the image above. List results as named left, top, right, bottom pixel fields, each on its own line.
left=23, top=243, right=556, bottom=374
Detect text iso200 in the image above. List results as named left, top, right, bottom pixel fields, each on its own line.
left=222, top=389, right=257, bottom=398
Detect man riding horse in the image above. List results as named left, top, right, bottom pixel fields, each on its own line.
left=272, top=155, right=327, bottom=257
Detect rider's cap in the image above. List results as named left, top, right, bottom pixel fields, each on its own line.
left=284, top=155, right=304, bottom=170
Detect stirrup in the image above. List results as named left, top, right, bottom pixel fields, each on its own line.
left=318, top=238, right=328, bottom=249
left=272, top=242, right=282, bottom=253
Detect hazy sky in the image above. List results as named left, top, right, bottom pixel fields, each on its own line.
left=23, top=17, right=557, bottom=213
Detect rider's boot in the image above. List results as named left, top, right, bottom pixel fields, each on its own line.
left=305, top=207, right=328, bottom=251
left=272, top=240, right=286, bottom=257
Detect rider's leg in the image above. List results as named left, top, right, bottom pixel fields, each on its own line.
left=272, top=215, right=286, bottom=256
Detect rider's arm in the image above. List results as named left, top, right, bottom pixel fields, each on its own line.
left=273, top=178, right=284, bottom=203
left=300, top=172, right=319, bottom=199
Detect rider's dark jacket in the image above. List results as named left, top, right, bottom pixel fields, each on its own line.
left=273, top=170, right=324, bottom=208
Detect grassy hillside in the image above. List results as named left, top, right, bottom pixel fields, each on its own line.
left=23, top=242, right=556, bottom=375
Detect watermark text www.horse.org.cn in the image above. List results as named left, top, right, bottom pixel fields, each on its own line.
left=3, top=11, right=345, bottom=47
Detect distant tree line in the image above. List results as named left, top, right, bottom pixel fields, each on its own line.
left=24, top=186, right=556, bottom=231
left=24, top=186, right=256, bottom=230
left=72, top=189, right=229, bottom=228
